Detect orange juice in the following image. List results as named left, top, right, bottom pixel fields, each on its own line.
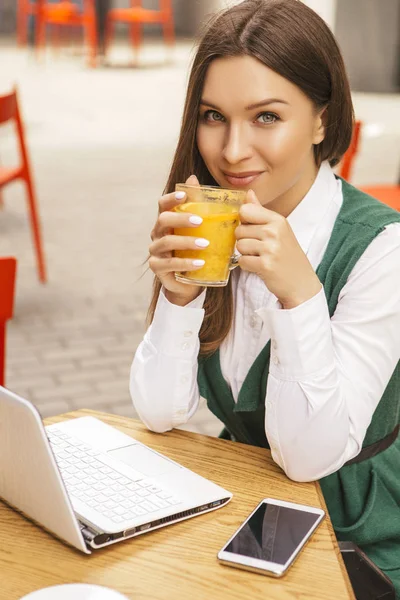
left=174, top=201, right=240, bottom=286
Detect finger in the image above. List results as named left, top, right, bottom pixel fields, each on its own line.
left=159, top=190, right=188, bottom=213
left=152, top=210, right=204, bottom=240
left=159, top=175, right=200, bottom=214
left=240, top=202, right=277, bottom=225
left=236, top=238, right=261, bottom=256
left=149, top=255, right=206, bottom=276
left=186, top=174, right=200, bottom=186
left=150, top=234, right=210, bottom=256
left=238, top=255, right=261, bottom=274
left=235, top=223, right=269, bottom=241
left=244, top=188, right=262, bottom=205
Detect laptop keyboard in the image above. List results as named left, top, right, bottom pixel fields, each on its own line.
left=47, top=428, right=180, bottom=526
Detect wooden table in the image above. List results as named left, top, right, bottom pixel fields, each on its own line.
left=0, top=409, right=355, bottom=600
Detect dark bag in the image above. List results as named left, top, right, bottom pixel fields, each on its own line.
left=339, top=541, right=396, bottom=600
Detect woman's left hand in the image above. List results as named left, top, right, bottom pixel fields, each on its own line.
left=236, top=189, right=322, bottom=309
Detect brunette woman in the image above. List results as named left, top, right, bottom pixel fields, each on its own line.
left=130, top=1, right=400, bottom=594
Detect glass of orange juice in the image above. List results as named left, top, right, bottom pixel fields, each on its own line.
left=173, top=184, right=246, bottom=287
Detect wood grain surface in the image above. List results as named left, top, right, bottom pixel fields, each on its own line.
left=0, top=409, right=355, bottom=599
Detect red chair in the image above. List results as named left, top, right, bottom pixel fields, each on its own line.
left=34, top=0, right=98, bottom=68
left=17, top=0, right=38, bottom=46
left=0, top=88, right=47, bottom=283
left=360, top=184, right=400, bottom=212
left=17, top=1, right=82, bottom=48
left=105, top=0, right=175, bottom=61
left=339, top=120, right=400, bottom=211
left=0, top=257, right=17, bottom=388
left=338, top=120, right=362, bottom=182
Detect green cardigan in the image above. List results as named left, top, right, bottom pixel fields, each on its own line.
left=198, top=179, right=400, bottom=596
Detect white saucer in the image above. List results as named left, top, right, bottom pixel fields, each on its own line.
left=20, top=583, right=129, bottom=600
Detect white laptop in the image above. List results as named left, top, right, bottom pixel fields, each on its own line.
left=0, top=386, right=232, bottom=553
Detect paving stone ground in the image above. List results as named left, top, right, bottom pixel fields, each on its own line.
left=0, top=37, right=399, bottom=437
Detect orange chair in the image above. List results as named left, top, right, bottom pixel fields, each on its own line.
left=338, top=120, right=362, bottom=182
left=360, top=184, right=400, bottom=212
left=0, top=88, right=47, bottom=283
left=105, top=0, right=175, bottom=61
left=0, top=257, right=17, bottom=388
left=339, top=120, right=400, bottom=212
left=17, top=0, right=38, bottom=46
left=35, top=0, right=98, bottom=68
left=17, top=0, right=83, bottom=48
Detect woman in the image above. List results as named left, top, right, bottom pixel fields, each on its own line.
left=130, top=0, right=400, bottom=593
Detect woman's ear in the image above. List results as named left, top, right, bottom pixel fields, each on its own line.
left=313, top=106, right=328, bottom=145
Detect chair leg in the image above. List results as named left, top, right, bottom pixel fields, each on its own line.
left=24, top=174, right=47, bottom=283
left=129, top=23, right=142, bottom=64
left=104, top=17, right=113, bottom=57
left=17, top=0, right=28, bottom=46
left=163, top=18, right=175, bottom=48
left=0, top=322, right=5, bottom=387
left=70, top=23, right=82, bottom=53
left=35, top=5, right=47, bottom=58
left=85, top=18, right=98, bottom=68
left=162, top=19, right=175, bottom=64
left=0, top=159, right=4, bottom=208
left=51, top=25, right=62, bottom=54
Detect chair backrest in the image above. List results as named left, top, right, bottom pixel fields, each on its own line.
left=0, top=257, right=17, bottom=387
left=38, top=0, right=95, bottom=19
left=159, top=0, right=173, bottom=13
left=338, top=120, right=362, bottom=182
left=0, top=90, right=18, bottom=126
left=0, top=87, right=30, bottom=173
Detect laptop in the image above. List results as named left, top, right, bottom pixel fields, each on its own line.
left=0, top=386, right=232, bottom=554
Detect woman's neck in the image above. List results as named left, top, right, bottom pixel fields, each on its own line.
left=267, top=161, right=320, bottom=218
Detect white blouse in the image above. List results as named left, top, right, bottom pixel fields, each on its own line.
left=130, top=162, right=400, bottom=482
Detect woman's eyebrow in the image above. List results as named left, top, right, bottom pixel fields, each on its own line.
left=200, top=98, right=289, bottom=111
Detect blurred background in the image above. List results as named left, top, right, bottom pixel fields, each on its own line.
left=0, top=0, right=399, bottom=435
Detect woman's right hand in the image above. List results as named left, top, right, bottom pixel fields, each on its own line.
left=149, top=175, right=207, bottom=306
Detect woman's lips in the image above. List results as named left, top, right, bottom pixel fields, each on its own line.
left=223, top=172, right=263, bottom=187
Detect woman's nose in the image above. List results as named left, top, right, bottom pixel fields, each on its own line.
left=221, top=124, right=252, bottom=165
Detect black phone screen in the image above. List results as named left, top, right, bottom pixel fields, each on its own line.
left=224, top=502, right=321, bottom=566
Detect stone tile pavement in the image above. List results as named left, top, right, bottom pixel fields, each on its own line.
left=0, top=37, right=399, bottom=436
left=0, top=38, right=223, bottom=436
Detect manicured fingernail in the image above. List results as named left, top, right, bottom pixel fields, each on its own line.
left=175, top=191, right=186, bottom=200
left=189, top=215, right=203, bottom=225
left=193, top=259, right=205, bottom=266
left=195, top=238, right=210, bottom=248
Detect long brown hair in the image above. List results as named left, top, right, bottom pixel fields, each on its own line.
left=148, top=0, right=354, bottom=356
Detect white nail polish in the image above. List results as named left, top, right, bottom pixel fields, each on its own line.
left=193, top=259, right=205, bottom=267
left=189, top=215, right=203, bottom=225
left=175, top=191, right=186, bottom=200
left=195, top=238, right=210, bottom=248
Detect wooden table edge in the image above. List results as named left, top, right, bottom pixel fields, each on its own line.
left=315, top=482, right=355, bottom=599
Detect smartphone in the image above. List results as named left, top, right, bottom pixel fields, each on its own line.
left=218, top=498, right=325, bottom=577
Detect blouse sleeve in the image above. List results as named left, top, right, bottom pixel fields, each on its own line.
left=130, top=289, right=206, bottom=432
left=257, top=223, right=400, bottom=481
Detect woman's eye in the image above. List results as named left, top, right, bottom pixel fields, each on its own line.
left=203, top=110, right=225, bottom=122
left=256, top=112, right=278, bottom=124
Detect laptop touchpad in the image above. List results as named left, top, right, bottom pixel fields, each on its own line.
left=108, top=445, right=179, bottom=477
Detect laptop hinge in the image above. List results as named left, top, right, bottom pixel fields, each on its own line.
left=80, top=525, right=97, bottom=543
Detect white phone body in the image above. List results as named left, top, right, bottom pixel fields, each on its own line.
left=218, top=497, right=325, bottom=577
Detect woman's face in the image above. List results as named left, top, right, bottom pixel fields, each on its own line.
left=196, top=56, right=326, bottom=215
